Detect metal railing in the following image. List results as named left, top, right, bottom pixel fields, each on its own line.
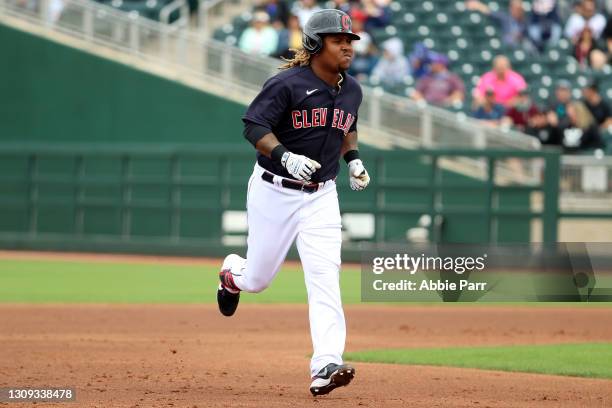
left=0, top=0, right=541, bottom=152
left=561, top=154, right=612, bottom=194
left=197, top=0, right=245, bottom=35
left=560, top=154, right=612, bottom=217
left=359, top=90, right=542, bottom=150
left=160, top=0, right=189, bottom=27
left=0, top=0, right=276, bottom=99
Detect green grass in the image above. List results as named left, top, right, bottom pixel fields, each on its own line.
left=0, top=259, right=361, bottom=304
left=345, top=343, right=612, bottom=379
left=1, top=259, right=611, bottom=305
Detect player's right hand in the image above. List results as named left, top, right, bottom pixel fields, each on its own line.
left=281, top=152, right=321, bottom=182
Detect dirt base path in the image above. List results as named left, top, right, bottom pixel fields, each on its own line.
left=1, top=304, right=611, bottom=407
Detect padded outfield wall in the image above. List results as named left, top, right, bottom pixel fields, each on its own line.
left=0, top=23, right=534, bottom=256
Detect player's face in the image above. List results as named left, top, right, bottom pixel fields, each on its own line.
left=320, top=34, right=354, bottom=72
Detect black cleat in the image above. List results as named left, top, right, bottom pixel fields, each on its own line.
left=216, top=254, right=242, bottom=317
left=217, top=284, right=240, bottom=317
left=309, top=363, right=355, bottom=396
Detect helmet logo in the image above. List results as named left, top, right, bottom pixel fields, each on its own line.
left=341, top=15, right=350, bottom=31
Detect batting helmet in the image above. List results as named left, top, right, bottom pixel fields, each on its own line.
left=302, top=9, right=360, bottom=54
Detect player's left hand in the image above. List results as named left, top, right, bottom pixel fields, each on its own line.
left=348, top=159, right=370, bottom=191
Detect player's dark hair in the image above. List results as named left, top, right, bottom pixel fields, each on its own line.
left=279, top=48, right=311, bottom=70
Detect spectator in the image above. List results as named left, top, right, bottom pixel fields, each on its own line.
left=472, top=89, right=507, bottom=126
left=412, top=53, right=465, bottom=108
left=605, top=15, right=612, bottom=43
left=275, top=14, right=302, bottom=59
left=347, top=16, right=377, bottom=79
left=574, top=27, right=598, bottom=67
left=589, top=48, right=610, bottom=69
left=603, top=17, right=612, bottom=63
left=504, top=89, right=549, bottom=136
left=588, top=17, right=612, bottom=70
left=371, top=37, right=410, bottom=88
left=546, top=80, right=601, bottom=149
left=582, top=80, right=612, bottom=129
left=546, top=80, right=573, bottom=145
left=361, top=0, right=392, bottom=31
left=19, top=0, right=64, bottom=23
left=49, top=0, right=64, bottom=24
left=408, top=42, right=436, bottom=80
left=259, top=0, right=290, bottom=27
left=330, top=0, right=352, bottom=14
left=564, top=0, right=607, bottom=42
left=292, top=0, right=322, bottom=28
left=348, top=5, right=368, bottom=23
left=528, top=0, right=562, bottom=51
left=239, top=11, right=279, bottom=56
left=466, top=0, right=532, bottom=49
left=475, top=55, right=527, bottom=108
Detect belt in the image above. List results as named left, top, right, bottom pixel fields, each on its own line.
left=261, top=171, right=320, bottom=193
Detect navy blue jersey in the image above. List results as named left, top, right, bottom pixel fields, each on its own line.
left=242, top=65, right=363, bottom=183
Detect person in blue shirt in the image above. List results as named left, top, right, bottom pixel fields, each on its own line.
left=472, top=89, right=507, bottom=126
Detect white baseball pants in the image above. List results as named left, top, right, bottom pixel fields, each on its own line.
left=231, top=163, right=346, bottom=377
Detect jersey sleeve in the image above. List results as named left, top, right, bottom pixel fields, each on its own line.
left=242, top=77, right=291, bottom=138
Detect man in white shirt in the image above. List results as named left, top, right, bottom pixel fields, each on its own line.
left=564, top=0, right=607, bottom=42
left=292, top=0, right=322, bottom=28
left=239, top=11, right=279, bottom=56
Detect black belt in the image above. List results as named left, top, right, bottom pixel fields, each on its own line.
left=261, top=171, right=320, bottom=193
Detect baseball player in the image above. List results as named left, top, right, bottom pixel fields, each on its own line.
left=216, top=9, right=370, bottom=396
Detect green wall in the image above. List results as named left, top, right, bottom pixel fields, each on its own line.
left=0, top=23, right=245, bottom=144
left=0, top=146, right=534, bottom=255
left=343, top=155, right=532, bottom=244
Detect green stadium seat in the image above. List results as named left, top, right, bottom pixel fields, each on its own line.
left=393, top=11, right=418, bottom=29
left=369, top=27, right=396, bottom=44
left=460, top=63, right=476, bottom=76
left=434, top=12, right=451, bottom=26
left=487, top=38, right=503, bottom=51
left=460, top=12, right=486, bottom=28
left=422, top=38, right=437, bottom=49
left=397, top=0, right=420, bottom=5
left=539, top=75, right=554, bottom=88
left=415, top=24, right=432, bottom=38
left=545, top=48, right=563, bottom=63
left=418, top=0, right=437, bottom=13
left=103, top=0, right=169, bottom=21
left=447, top=48, right=461, bottom=63
left=389, top=1, right=402, bottom=14
left=534, top=87, right=552, bottom=104
left=213, top=23, right=235, bottom=41
left=449, top=25, right=464, bottom=37
left=455, top=37, right=470, bottom=51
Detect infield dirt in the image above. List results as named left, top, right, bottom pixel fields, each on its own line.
left=1, top=304, right=612, bottom=407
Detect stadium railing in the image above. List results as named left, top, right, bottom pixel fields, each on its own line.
left=560, top=155, right=612, bottom=218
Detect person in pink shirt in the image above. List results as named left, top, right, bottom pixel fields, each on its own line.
left=474, top=55, right=527, bottom=108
